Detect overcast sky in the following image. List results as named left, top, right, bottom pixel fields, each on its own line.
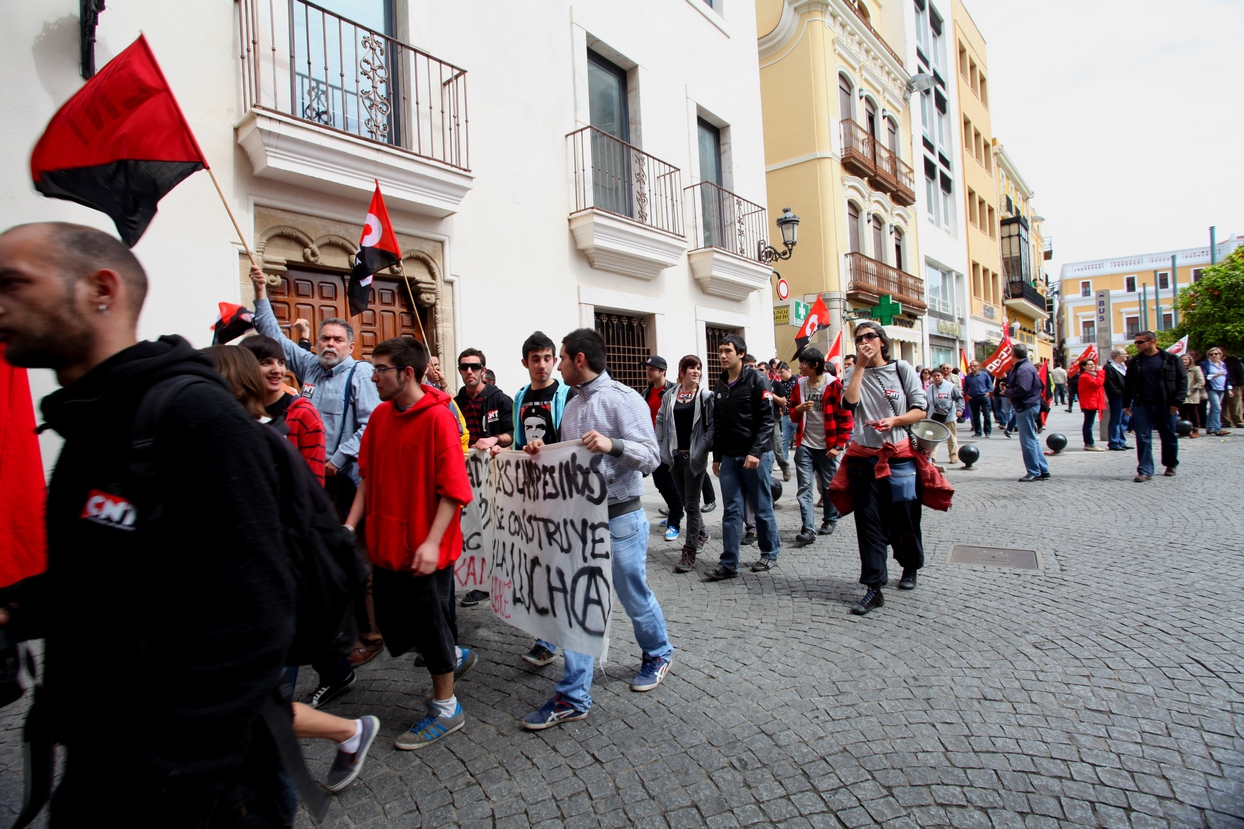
left=963, top=0, right=1244, bottom=277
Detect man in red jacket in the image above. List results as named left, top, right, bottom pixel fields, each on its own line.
left=345, top=336, right=474, bottom=750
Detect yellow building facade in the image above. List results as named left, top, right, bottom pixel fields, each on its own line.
left=1058, top=235, right=1243, bottom=360
left=757, top=0, right=925, bottom=364
left=952, top=0, right=1004, bottom=361
left=994, top=141, right=1053, bottom=365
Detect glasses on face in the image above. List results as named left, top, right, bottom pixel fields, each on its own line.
left=854, top=332, right=880, bottom=344
left=458, top=362, right=483, bottom=373
left=1133, top=340, right=1151, bottom=346
left=373, top=365, right=407, bottom=375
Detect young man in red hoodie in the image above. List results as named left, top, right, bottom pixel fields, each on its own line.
left=345, top=337, right=474, bottom=750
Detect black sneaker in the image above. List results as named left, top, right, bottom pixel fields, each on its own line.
left=695, top=533, right=709, bottom=551
left=522, top=644, right=556, bottom=667
left=460, top=589, right=489, bottom=607
left=898, top=569, right=917, bottom=590
left=750, top=557, right=776, bottom=572
left=850, top=586, right=884, bottom=616
left=703, top=565, right=738, bottom=582
left=793, top=530, right=817, bottom=545
left=742, top=531, right=757, bottom=546
left=702, top=501, right=717, bottom=513
left=818, top=520, right=836, bottom=536
left=306, top=670, right=356, bottom=709
left=324, top=715, right=379, bottom=792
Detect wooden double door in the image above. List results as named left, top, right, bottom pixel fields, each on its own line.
left=266, top=267, right=426, bottom=360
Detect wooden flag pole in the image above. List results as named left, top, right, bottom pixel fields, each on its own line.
left=206, top=166, right=259, bottom=269
left=398, top=271, right=433, bottom=350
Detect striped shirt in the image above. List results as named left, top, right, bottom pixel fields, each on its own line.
left=561, top=371, right=659, bottom=505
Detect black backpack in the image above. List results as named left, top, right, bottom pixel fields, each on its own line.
left=130, top=376, right=364, bottom=667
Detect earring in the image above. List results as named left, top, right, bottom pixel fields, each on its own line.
left=98, top=304, right=109, bottom=314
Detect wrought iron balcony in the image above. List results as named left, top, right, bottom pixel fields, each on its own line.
left=1004, top=280, right=1049, bottom=319
left=841, top=119, right=875, bottom=179
left=892, top=156, right=915, bottom=206
left=845, top=252, right=926, bottom=312
left=568, top=126, right=683, bottom=236
left=685, top=182, right=766, bottom=259
left=869, top=143, right=899, bottom=192
left=239, top=0, right=469, bottom=170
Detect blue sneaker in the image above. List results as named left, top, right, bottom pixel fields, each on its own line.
left=454, top=647, right=478, bottom=681
left=394, top=702, right=464, bottom=749
left=658, top=518, right=668, bottom=527
left=522, top=694, right=589, bottom=731
left=664, top=526, right=680, bottom=542
left=631, top=655, right=672, bottom=692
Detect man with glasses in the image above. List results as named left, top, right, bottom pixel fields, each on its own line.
left=1122, top=331, right=1186, bottom=482
left=453, top=348, right=514, bottom=451
left=963, top=359, right=994, bottom=437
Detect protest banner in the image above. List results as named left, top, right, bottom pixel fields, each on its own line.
left=455, top=448, right=493, bottom=592
left=983, top=333, right=1016, bottom=378
left=478, top=441, right=613, bottom=658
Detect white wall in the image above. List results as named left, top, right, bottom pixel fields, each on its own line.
left=4, top=1, right=774, bottom=473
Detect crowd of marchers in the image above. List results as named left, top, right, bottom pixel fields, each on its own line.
left=3, top=220, right=1230, bottom=827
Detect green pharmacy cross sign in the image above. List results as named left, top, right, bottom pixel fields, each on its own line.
left=872, top=294, right=903, bottom=325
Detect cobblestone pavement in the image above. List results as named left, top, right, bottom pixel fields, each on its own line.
left=1, top=408, right=1241, bottom=827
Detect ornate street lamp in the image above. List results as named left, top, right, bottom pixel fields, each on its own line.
left=758, top=207, right=800, bottom=265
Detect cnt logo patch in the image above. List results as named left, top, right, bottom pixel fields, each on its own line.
left=80, top=489, right=137, bottom=531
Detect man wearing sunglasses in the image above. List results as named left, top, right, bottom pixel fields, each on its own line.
left=453, top=348, right=514, bottom=451
left=1122, top=331, right=1186, bottom=482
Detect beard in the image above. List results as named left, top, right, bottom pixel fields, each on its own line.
left=3, top=313, right=93, bottom=372
left=318, top=349, right=346, bottom=370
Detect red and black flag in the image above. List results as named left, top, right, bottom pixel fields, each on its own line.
left=348, top=182, right=401, bottom=316
left=212, top=302, right=255, bottom=345
left=30, top=35, right=208, bottom=247
left=793, top=295, right=831, bottom=359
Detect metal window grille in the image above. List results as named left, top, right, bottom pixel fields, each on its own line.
left=594, top=312, right=649, bottom=393
left=704, top=325, right=741, bottom=383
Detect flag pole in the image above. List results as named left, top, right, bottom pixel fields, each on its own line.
left=206, top=167, right=259, bottom=269
left=398, top=271, right=433, bottom=350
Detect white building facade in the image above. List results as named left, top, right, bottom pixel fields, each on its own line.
left=905, top=0, right=970, bottom=370
left=8, top=0, right=777, bottom=467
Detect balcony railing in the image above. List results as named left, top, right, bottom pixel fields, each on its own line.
left=685, top=182, right=766, bottom=259
left=568, top=126, right=683, bottom=237
left=893, top=156, right=915, bottom=206
left=870, top=143, right=899, bottom=192
left=841, top=119, right=875, bottom=179
left=845, top=252, right=926, bottom=310
left=843, top=0, right=906, bottom=67
left=1005, top=280, right=1045, bottom=310
left=239, top=0, right=469, bottom=169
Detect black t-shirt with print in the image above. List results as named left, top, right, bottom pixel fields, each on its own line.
left=519, top=381, right=576, bottom=445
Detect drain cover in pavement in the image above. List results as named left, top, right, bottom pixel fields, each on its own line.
left=948, top=545, right=1040, bottom=570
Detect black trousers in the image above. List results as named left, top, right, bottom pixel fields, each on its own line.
left=373, top=565, right=458, bottom=675
left=846, top=458, right=924, bottom=588
left=652, top=463, right=685, bottom=528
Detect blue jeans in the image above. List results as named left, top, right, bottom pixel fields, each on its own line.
left=1082, top=409, right=1098, bottom=446
left=1131, top=403, right=1178, bottom=477
left=1107, top=396, right=1127, bottom=448
left=1015, top=404, right=1049, bottom=477
left=718, top=451, right=781, bottom=570
left=795, top=445, right=840, bottom=533
left=781, top=418, right=798, bottom=463
left=556, top=508, right=672, bottom=711
left=1207, top=388, right=1226, bottom=433
left=968, top=396, right=992, bottom=435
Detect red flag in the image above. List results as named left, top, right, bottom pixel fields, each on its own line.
left=825, top=330, right=844, bottom=373
left=793, top=295, right=830, bottom=357
left=348, top=182, right=402, bottom=317
left=982, top=332, right=1016, bottom=378
left=30, top=35, right=208, bottom=247
left=0, top=346, right=47, bottom=587
left=212, top=302, right=255, bottom=345
left=1065, top=343, right=1098, bottom=377
left=960, top=348, right=970, bottom=378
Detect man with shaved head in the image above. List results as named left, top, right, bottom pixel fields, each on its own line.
left=0, top=223, right=297, bottom=826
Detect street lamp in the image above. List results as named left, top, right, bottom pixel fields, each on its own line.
left=758, top=207, right=800, bottom=265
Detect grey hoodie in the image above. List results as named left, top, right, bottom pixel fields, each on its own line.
left=843, top=360, right=927, bottom=448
